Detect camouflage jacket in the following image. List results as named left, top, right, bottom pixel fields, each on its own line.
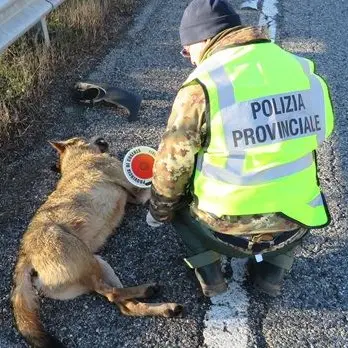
left=149, top=26, right=301, bottom=235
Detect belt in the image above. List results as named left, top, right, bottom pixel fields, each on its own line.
left=214, top=228, right=306, bottom=254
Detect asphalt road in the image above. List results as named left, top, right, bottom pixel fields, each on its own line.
left=259, top=0, right=348, bottom=347
left=0, top=0, right=347, bottom=347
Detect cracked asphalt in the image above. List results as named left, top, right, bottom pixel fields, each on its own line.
left=0, top=0, right=347, bottom=347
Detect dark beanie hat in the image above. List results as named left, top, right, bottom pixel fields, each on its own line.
left=180, top=0, right=242, bottom=46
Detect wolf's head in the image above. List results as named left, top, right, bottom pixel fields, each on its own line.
left=49, top=136, right=109, bottom=173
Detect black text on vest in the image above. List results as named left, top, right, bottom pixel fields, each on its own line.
left=251, top=93, right=306, bottom=120
left=231, top=92, right=322, bottom=148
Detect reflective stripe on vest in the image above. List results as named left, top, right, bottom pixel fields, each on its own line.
left=309, top=193, right=324, bottom=208
left=196, top=152, right=314, bottom=185
left=184, top=43, right=333, bottom=227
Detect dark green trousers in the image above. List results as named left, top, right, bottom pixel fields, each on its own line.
left=172, top=208, right=305, bottom=271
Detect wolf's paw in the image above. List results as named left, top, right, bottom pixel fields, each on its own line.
left=164, top=304, right=184, bottom=318
left=144, top=283, right=162, bottom=298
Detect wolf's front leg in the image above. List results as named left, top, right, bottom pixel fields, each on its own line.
left=127, top=188, right=151, bottom=205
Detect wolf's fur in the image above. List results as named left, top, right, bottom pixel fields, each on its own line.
left=11, top=137, right=183, bottom=348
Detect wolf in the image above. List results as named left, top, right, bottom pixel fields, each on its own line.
left=11, top=137, right=183, bottom=348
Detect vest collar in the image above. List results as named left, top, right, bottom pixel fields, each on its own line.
left=198, top=26, right=271, bottom=64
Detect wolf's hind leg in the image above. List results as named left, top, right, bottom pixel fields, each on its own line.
left=93, top=279, right=183, bottom=318
left=117, top=299, right=183, bottom=318
left=93, top=256, right=160, bottom=300
left=92, top=255, right=183, bottom=317
left=94, top=255, right=123, bottom=288
left=93, top=280, right=162, bottom=301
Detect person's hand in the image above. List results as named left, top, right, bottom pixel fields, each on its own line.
left=146, top=211, right=164, bottom=228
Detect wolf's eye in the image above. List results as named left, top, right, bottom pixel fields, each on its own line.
left=95, top=137, right=107, bottom=146
left=94, top=138, right=109, bottom=153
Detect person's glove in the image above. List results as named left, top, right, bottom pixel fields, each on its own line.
left=146, top=211, right=164, bottom=228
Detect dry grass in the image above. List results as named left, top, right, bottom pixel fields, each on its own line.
left=0, top=0, right=138, bottom=144
left=0, top=42, right=55, bottom=138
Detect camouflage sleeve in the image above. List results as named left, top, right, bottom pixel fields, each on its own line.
left=149, top=82, right=206, bottom=222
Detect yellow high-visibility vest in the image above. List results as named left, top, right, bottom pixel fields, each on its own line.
left=183, top=42, right=334, bottom=227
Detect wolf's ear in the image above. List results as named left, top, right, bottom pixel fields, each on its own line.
left=49, top=141, right=66, bottom=154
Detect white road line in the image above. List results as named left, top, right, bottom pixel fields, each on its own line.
left=203, top=259, right=251, bottom=348
left=240, top=0, right=259, bottom=11
left=202, top=1, right=279, bottom=347
left=259, top=0, right=279, bottom=42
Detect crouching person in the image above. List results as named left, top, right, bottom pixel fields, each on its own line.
left=146, top=0, right=334, bottom=297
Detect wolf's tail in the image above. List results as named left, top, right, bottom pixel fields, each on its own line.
left=11, top=255, right=64, bottom=348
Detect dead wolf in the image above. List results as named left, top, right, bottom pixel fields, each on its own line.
left=11, top=137, right=183, bottom=348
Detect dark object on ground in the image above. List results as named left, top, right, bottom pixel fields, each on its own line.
left=247, top=259, right=286, bottom=297
left=73, top=81, right=142, bottom=121
left=194, top=260, right=228, bottom=297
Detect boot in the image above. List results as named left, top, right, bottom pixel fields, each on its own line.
left=73, top=81, right=142, bottom=122
left=247, top=259, right=286, bottom=297
left=194, top=261, right=227, bottom=297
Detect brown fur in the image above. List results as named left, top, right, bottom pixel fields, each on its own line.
left=11, top=137, right=183, bottom=348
